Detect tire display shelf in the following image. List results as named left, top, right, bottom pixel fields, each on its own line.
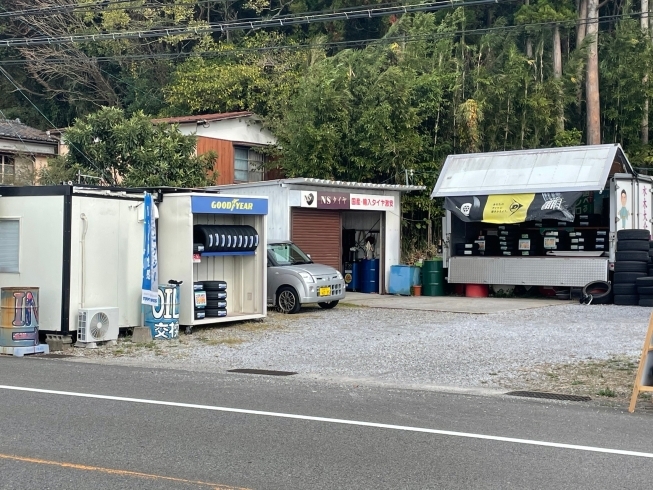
left=158, top=193, right=268, bottom=331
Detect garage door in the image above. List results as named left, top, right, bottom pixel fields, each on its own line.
left=291, top=208, right=342, bottom=271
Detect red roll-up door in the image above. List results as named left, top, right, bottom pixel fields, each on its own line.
left=291, top=208, right=342, bottom=271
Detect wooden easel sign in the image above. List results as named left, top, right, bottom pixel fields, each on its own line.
left=629, top=313, right=653, bottom=412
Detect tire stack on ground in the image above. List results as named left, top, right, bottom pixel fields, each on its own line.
left=203, top=281, right=228, bottom=318
left=613, top=229, right=651, bottom=306
left=193, top=282, right=207, bottom=320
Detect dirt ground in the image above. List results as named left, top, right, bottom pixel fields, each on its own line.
left=64, top=305, right=652, bottom=411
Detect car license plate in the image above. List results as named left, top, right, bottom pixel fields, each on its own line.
left=318, top=286, right=331, bottom=297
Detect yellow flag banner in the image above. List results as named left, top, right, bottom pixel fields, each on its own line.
left=481, top=194, right=536, bottom=224
left=444, top=192, right=582, bottom=224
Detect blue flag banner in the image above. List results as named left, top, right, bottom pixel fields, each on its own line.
left=141, top=193, right=159, bottom=305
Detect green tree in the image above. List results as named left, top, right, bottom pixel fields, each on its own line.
left=39, top=107, right=216, bottom=187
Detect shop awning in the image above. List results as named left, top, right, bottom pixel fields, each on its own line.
left=431, top=144, right=632, bottom=198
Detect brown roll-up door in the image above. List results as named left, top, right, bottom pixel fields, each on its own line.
left=291, top=208, right=342, bottom=271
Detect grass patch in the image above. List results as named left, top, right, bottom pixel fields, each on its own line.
left=597, top=388, right=617, bottom=398
left=198, top=337, right=246, bottom=347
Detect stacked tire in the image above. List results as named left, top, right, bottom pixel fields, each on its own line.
left=203, top=281, right=228, bottom=318
left=613, top=229, right=651, bottom=305
left=194, top=282, right=207, bottom=320
left=193, top=225, right=259, bottom=253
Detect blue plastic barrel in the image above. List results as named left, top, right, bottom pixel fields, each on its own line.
left=360, top=259, right=380, bottom=293
left=351, top=261, right=360, bottom=291
left=144, top=284, right=180, bottom=340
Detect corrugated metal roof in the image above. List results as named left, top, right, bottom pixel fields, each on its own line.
left=209, top=178, right=425, bottom=192
left=431, top=144, right=631, bottom=197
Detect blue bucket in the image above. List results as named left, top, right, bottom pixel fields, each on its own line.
left=144, top=284, right=180, bottom=340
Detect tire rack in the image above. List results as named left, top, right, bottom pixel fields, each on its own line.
left=157, top=192, right=268, bottom=330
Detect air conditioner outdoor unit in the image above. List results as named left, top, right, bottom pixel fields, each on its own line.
left=77, top=307, right=119, bottom=345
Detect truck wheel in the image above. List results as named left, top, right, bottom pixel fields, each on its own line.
left=615, top=251, right=649, bottom=262
left=617, top=229, right=650, bottom=241
left=614, top=261, right=649, bottom=273
left=277, top=287, right=301, bottom=314
left=614, top=294, right=639, bottom=305
left=613, top=283, right=637, bottom=295
left=318, top=301, right=339, bottom=309
left=581, top=281, right=612, bottom=305
left=617, top=240, right=650, bottom=252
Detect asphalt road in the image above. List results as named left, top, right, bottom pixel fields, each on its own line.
left=1, top=356, right=653, bottom=489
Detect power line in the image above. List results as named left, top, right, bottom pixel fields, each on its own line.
left=0, top=66, right=106, bottom=179
left=0, top=12, right=636, bottom=66
left=0, top=0, right=261, bottom=19
left=0, top=0, right=503, bottom=47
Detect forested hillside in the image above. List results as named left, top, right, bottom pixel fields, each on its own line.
left=1, top=0, right=652, bottom=191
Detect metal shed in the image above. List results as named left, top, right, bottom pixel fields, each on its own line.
left=209, top=178, right=425, bottom=294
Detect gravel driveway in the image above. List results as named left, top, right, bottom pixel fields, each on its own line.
left=70, top=303, right=651, bottom=393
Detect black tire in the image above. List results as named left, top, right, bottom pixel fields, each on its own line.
left=614, top=272, right=647, bottom=284
left=614, top=294, right=639, bottom=305
left=242, top=225, right=257, bottom=251
left=639, top=286, right=653, bottom=295
left=617, top=229, right=650, bottom=241
left=614, top=261, right=649, bottom=273
left=277, top=286, right=301, bottom=314
left=615, top=251, right=650, bottom=262
left=640, top=298, right=653, bottom=307
left=234, top=226, right=245, bottom=251
left=238, top=226, right=252, bottom=252
left=617, top=240, right=650, bottom=251
left=206, top=299, right=227, bottom=309
left=193, top=225, right=216, bottom=252
left=582, top=281, right=612, bottom=305
left=203, top=280, right=227, bottom=291
left=205, top=308, right=227, bottom=318
left=637, top=276, right=653, bottom=287
left=206, top=290, right=227, bottom=300
left=318, top=300, right=339, bottom=309
left=613, top=283, right=638, bottom=295
left=639, top=295, right=653, bottom=300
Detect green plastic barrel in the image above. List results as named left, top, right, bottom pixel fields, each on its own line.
left=422, top=259, right=444, bottom=296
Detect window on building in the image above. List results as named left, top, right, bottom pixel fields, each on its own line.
left=0, top=219, right=19, bottom=273
left=234, top=146, right=265, bottom=183
left=0, top=154, right=15, bottom=185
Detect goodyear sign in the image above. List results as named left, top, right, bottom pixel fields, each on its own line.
left=445, top=192, right=582, bottom=224
left=191, top=196, right=268, bottom=215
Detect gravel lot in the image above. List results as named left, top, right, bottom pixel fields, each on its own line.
left=69, top=303, right=651, bottom=396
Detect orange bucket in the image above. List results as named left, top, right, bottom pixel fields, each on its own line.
left=465, top=284, right=489, bottom=298
left=412, top=285, right=422, bottom=296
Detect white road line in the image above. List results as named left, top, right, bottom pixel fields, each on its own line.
left=0, top=384, right=650, bottom=459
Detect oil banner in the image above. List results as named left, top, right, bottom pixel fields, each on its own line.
left=445, top=192, right=583, bottom=224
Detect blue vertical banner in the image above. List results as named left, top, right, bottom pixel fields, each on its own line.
left=141, top=192, right=159, bottom=305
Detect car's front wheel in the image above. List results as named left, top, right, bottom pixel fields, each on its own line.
left=318, top=300, right=339, bottom=309
left=277, top=286, right=301, bottom=314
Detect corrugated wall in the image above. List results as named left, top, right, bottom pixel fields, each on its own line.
left=291, top=208, right=342, bottom=271
left=197, top=137, right=234, bottom=185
